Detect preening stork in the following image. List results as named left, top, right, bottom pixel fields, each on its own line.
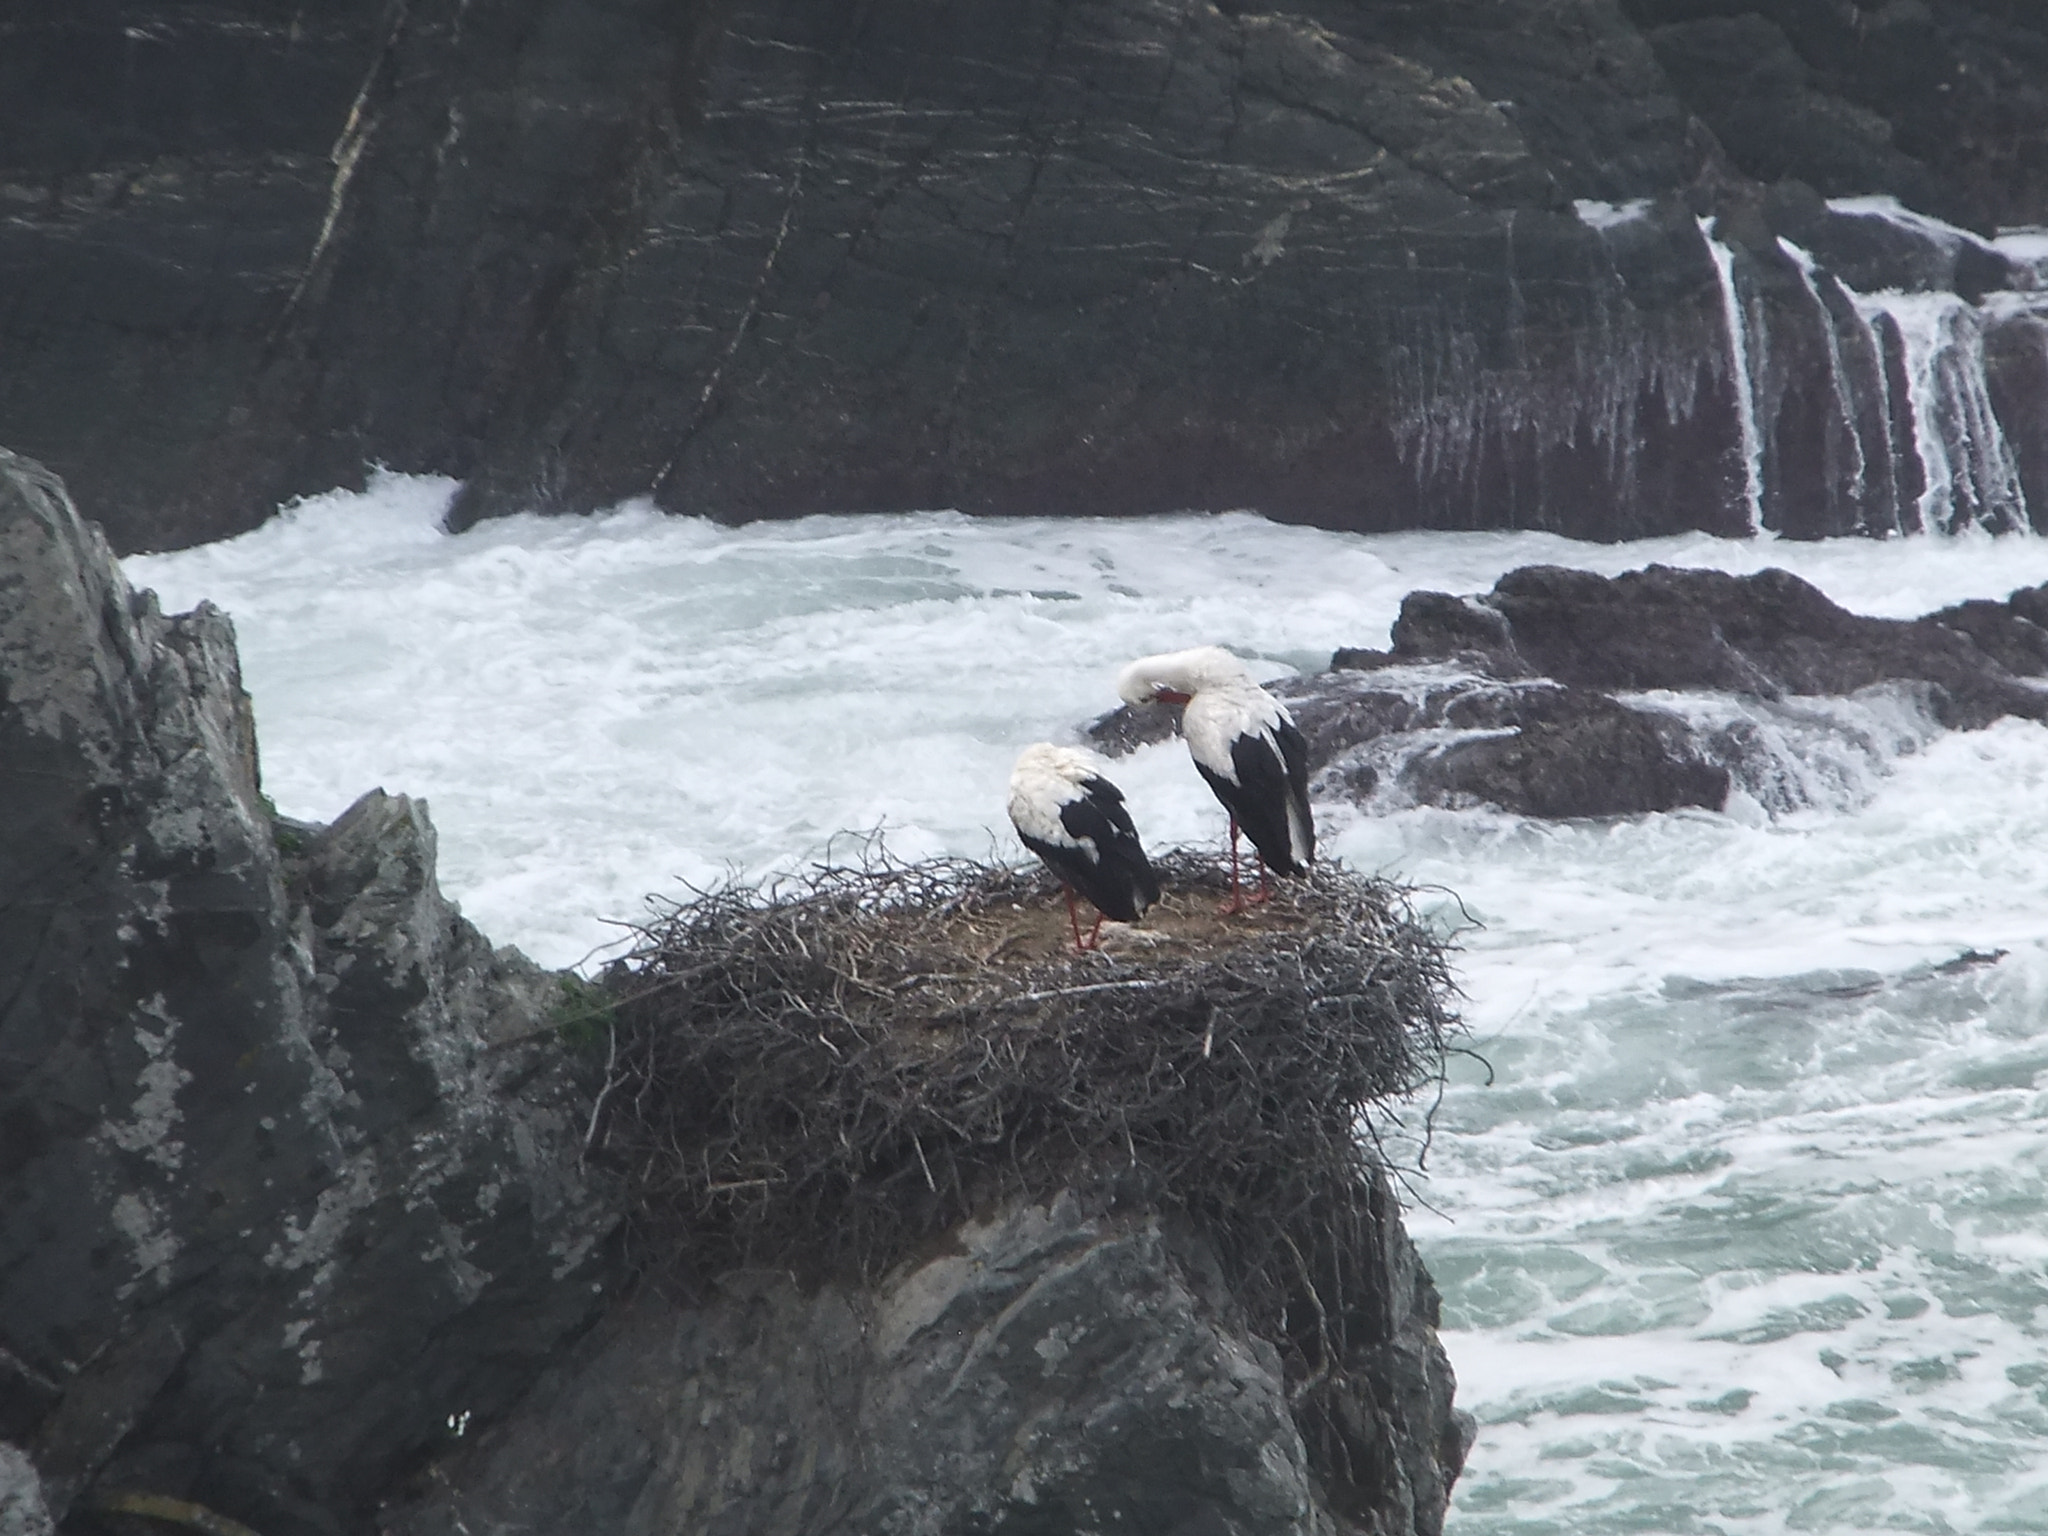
left=1007, top=743, right=1162, bottom=951
left=1116, top=646, right=1314, bottom=911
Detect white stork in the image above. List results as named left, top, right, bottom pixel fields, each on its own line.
left=1007, top=743, right=1162, bottom=951
left=1116, top=646, right=1314, bottom=910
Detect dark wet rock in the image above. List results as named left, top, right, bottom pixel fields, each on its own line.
left=1392, top=565, right=2048, bottom=730
left=0, top=6, right=395, bottom=553
left=1624, top=0, right=2048, bottom=232
left=1284, top=666, right=1735, bottom=819
left=1086, top=698, right=1186, bottom=758
left=1633, top=12, right=1934, bottom=213
left=1927, top=591, right=2048, bottom=679
left=1093, top=565, right=2048, bottom=820
left=2, top=1, right=2044, bottom=551
left=1988, top=311, right=2048, bottom=524
left=382, top=1185, right=1470, bottom=1536
left=0, top=450, right=618, bottom=1534
left=1400, top=691, right=1730, bottom=819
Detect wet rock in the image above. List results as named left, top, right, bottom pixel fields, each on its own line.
left=0, top=450, right=618, bottom=1534
left=1400, top=692, right=1730, bottom=819
left=1986, top=311, right=2048, bottom=529
left=4, top=1, right=2043, bottom=550
left=381, top=1185, right=1470, bottom=1536
left=1394, top=565, right=2048, bottom=730
left=1625, top=0, right=2048, bottom=232
left=1927, top=591, right=2048, bottom=679
left=1085, top=698, right=1185, bottom=758
left=1094, top=565, right=2048, bottom=821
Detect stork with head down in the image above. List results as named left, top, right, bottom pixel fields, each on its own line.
left=1007, top=743, right=1162, bottom=951
left=1116, top=646, right=1313, bottom=911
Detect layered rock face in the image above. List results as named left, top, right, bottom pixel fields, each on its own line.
left=1, top=2, right=2044, bottom=551
left=0, top=447, right=1472, bottom=1533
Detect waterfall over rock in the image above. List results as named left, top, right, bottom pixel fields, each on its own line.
left=0, top=1, right=2042, bottom=550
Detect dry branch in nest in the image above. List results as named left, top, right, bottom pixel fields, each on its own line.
left=590, top=843, right=1460, bottom=1493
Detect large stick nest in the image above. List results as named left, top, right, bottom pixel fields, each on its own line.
left=591, top=846, right=1458, bottom=1440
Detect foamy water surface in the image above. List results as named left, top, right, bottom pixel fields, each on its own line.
left=128, top=479, right=2048, bottom=1532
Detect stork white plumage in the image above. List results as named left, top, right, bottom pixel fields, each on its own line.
left=1116, top=646, right=1314, bottom=911
left=1007, top=743, right=1162, bottom=951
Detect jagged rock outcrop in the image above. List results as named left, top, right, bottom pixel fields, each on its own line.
left=1373, top=564, right=2048, bottom=725
left=382, top=1187, right=1469, bottom=1536
left=1092, top=565, right=2048, bottom=818
left=1, top=2, right=2044, bottom=551
left=2, top=447, right=1472, bottom=1533
left=0, top=450, right=617, bottom=1533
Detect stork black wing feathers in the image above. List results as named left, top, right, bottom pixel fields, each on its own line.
left=1034, top=775, right=1159, bottom=921
left=1199, top=724, right=1314, bottom=876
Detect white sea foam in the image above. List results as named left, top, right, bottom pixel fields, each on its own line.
left=1574, top=198, right=1652, bottom=232
left=1997, top=228, right=2048, bottom=272
left=125, top=479, right=2048, bottom=1531
left=1826, top=194, right=2003, bottom=259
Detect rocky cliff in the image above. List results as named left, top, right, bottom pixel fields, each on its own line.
left=0, top=448, right=619, bottom=1532
left=1, top=1, right=2044, bottom=552
left=0, top=448, right=1471, bottom=1534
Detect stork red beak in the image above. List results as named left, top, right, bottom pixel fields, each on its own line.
left=1153, top=688, right=1192, bottom=706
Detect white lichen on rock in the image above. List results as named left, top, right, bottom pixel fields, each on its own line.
left=110, top=1190, right=179, bottom=1295
left=102, top=1000, right=193, bottom=1173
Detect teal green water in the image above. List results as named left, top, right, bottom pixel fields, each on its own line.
left=1349, top=755, right=2048, bottom=1533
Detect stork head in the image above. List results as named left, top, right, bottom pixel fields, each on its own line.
left=1115, top=645, right=1253, bottom=707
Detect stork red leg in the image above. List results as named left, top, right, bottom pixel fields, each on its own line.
left=1219, top=813, right=1250, bottom=915
left=1251, top=857, right=1274, bottom=905
left=1064, top=886, right=1104, bottom=951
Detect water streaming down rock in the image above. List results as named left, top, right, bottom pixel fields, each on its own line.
left=1698, top=218, right=1767, bottom=534
left=1857, top=290, right=2028, bottom=533
left=1425, top=196, right=2048, bottom=546
left=1714, top=195, right=2048, bottom=538
left=12, top=0, right=2043, bottom=552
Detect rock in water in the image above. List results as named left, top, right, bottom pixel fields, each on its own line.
left=1090, top=565, right=2048, bottom=821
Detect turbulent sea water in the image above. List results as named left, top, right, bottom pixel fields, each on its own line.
left=128, top=480, right=2048, bottom=1534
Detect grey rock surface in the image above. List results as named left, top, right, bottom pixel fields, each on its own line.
left=0, top=450, right=618, bottom=1534
left=1, top=2, right=2044, bottom=550
left=383, top=1186, right=1471, bottom=1536
left=0, top=1447, right=51, bottom=1536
